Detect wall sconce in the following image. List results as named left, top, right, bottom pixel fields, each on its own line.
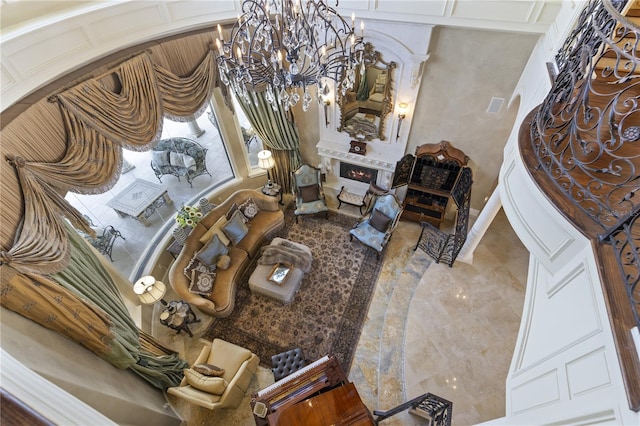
left=396, top=103, right=408, bottom=141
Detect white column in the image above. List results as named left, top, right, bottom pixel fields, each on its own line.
left=187, top=119, right=205, bottom=138
left=457, top=187, right=502, bottom=264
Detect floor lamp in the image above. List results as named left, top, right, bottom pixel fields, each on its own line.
left=257, top=150, right=276, bottom=189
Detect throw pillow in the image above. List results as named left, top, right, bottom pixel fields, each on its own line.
left=151, top=150, right=170, bottom=167
left=369, top=208, right=392, bottom=233
left=169, top=151, right=185, bottom=168
left=183, top=369, right=228, bottom=394
left=238, top=197, right=260, bottom=221
left=299, top=185, right=319, bottom=203
left=189, top=269, right=216, bottom=296
left=181, top=154, right=197, bottom=171
left=216, top=254, right=231, bottom=270
left=193, top=363, right=225, bottom=377
left=222, top=210, right=249, bottom=245
left=197, top=234, right=229, bottom=268
left=199, top=216, right=231, bottom=246
left=184, top=254, right=209, bottom=279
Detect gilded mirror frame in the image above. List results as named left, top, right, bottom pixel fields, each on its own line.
left=337, top=43, right=396, bottom=141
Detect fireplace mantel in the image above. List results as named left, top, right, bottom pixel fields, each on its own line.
left=317, top=138, right=403, bottom=195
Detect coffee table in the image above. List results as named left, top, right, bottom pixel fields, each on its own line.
left=106, top=178, right=173, bottom=226
left=249, top=238, right=311, bottom=304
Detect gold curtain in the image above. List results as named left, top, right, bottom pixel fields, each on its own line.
left=0, top=50, right=217, bottom=275
left=0, top=264, right=115, bottom=357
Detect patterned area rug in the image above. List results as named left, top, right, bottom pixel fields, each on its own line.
left=203, top=209, right=384, bottom=374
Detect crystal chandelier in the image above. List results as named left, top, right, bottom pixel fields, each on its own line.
left=215, top=0, right=363, bottom=112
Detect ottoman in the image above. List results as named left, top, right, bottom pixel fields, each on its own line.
left=249, top=238, right=311, bottom=304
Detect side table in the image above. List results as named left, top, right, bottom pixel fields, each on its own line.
left=159, top=300, right=200, bottom=337
left=261, top=183, right=283, bottom=205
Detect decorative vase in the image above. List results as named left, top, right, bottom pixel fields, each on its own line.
left=172, top=226, right=188, bottom=245
left=199, top=198, right=214, bottom=214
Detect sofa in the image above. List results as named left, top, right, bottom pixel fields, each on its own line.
left=168, top=189, right=284, bottom=317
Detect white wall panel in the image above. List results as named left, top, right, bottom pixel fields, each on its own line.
left=4, top=27, right=91, bottom=79
left=337, top=0, right=371, bottom=12
left=511, top=369, right=560, bottom=413
left=86, top=5, right=167, bottom=44
left=517, top=260, right=602, bottom=371
left=1, top=65, right=16, bottom=92
left=376, top=0, right=447, bottom=16
left=164, top=0, right=236, bottom=21
left=451, top=0, right=536, bottom=22
left=502, top=160, right=577, bottom=270
left=566, top=348, right=612, bottom=397
left=537, top=1, right=564, bottom=24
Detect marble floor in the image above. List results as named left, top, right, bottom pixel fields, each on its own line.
left=160, top=200, right=529, bottom=426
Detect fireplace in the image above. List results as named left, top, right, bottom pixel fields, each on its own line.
left=340, top=162, right=378, bottom=184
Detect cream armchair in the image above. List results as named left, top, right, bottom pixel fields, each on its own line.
left=167, top=338, right=259, bottom=410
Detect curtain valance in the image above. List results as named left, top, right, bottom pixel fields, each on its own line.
left=1, top=50, right=217, bottom=275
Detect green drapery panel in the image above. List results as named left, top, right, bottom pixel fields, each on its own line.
left=51, top=224, right=188, bottom=388
left=236, top=90, right=302, bottom=193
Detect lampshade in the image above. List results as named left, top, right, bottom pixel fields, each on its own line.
left=257, top=150, right=276, bottom=170
left=133, top=276, right=167, bottom=305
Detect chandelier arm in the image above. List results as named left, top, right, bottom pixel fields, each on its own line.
left=217, top=0, right=363, bottom=110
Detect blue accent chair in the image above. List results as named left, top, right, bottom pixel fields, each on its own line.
left=349, top=193, right=403, bottom=259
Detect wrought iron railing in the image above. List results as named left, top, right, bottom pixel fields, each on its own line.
left=531, top=0, right=639, bottom=237
left=521, top=0, right=640, bottom=410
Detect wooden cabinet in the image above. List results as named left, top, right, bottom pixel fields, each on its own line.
left=401, top=141, right=469, bottom=227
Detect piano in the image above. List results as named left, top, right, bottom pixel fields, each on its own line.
left=251, top=355, right=374, bottom=426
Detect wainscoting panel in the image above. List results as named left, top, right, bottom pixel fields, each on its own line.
left=165, top=0, right=236, bottom=21
left=510, top=368, right=560, bottom=414
left=451, top=1, right=537, bottom=23
left=566, top=348, right=612, bottom=398
left=502, top=160, right=578, bottom=272
left=4, top=26, right=91, bottom=80
left=86, top=4, right=167, bottom=44
left=513, top=257, right=603, bottom=374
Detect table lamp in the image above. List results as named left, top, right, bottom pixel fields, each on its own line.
left=257, top=150, right=276, bottom=188
left=133, top=275, right=167, bottom=305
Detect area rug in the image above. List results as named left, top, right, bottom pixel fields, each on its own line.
left=203, top=209, right=385, bottom=374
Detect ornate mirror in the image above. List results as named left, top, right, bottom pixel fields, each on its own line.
left=338, top=43, right=396, bottom=141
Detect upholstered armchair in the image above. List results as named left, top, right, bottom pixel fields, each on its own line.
left=349, top=193, right=403, bottom=259
left=292, top=164, right=329, bottom=223
left=167, top=338, right=259, bottom=410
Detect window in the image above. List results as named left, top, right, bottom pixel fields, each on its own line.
left=64, top=105, right=233, bottom=278
left=231, top=95, right=264, bottom=168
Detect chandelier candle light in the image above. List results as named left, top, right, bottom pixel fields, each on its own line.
left=216, top=0, right=364, bottom=112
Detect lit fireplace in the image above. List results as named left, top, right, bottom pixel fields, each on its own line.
left=340, top=162, right=378, bottom=184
